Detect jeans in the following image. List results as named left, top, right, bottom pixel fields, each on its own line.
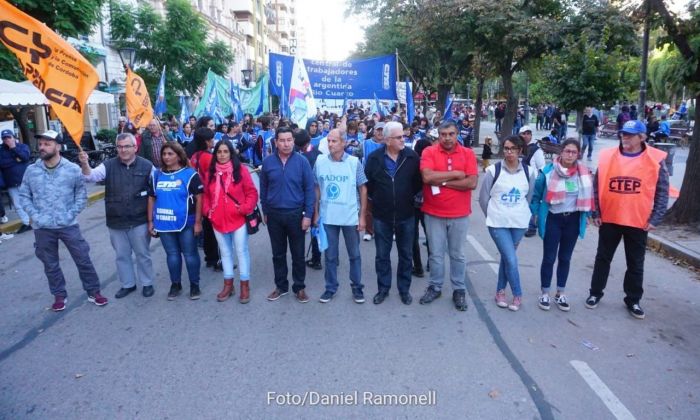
left=109, top=224, right=154, bottom=288
left=540, top=212, right=580, bottom=292
left=412, top=209, right=429, bottom=271
left=213, top=224, right=250, bottom=280
left=488, top=227, right=526, bottom=297
left=581, top=134, right=596, bottom=158
left=374, top=217, right=414, bottom=294
left=536, top=115, right=544, bottom=130
left=495, top=118, right=502, bottom=133
left=425, top=214, right=469, bottom=291
left=34, top=225, right=101, bottom=297
left=590, top=223, right=648, bottom=306
left=267, top=209, right=306, bottom=293
left=159, top=225, right=201, bottom=285
left=8, top=187, right=30, bottom=225
left=559, top=124, right=567, bottom=140
left=323, top=224, right=362, bottom=293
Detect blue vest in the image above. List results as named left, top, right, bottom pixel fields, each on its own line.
left=315, top=154, right=359, bottom=226
left=152, top=167, right=198, bottom=232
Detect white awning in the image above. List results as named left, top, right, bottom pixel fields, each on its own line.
left=0, top=79, right=115, bottom=106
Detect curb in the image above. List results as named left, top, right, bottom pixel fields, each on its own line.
left=0, top=188, right=105, bottom=234
left=647, top=232, right=700, bottom=269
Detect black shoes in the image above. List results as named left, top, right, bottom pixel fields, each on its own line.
left=190, top=284, right=201, bottom=300
left=524, top=228, right=537, bottom=238
left=142, top=285, right=154, bottom=297
left=419, top=286, right=441, bottom=304
left=453, top=290, right=467, bottom=311
left=585, top=295, right=601, bottom=309
left=627, top=303, right=645, bottom=319
left=400, top=293, right=413, bottom=305
left=167, top=283, right=182, bottom=300
left=373, top=290, right=389, bottom=304
left=306, top=260, right=323, bottom=270
left=412, top=267, right=425, bottom=278
left=115, top=286, right=137, bottom=299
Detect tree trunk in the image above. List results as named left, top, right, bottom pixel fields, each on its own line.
left=664, top=92, right=700, bottom=224
left=473, top=76, right=485, bottom=147
left=437, top=83, right=452, bottom=114
left=576, top=109, right=584, bottom=141
left=9, top=107, right=32, bottom=148
left=498, top=69, right=518, bottom=153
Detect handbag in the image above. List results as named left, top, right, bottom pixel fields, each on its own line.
left=220, top=176, right=263, bottom=235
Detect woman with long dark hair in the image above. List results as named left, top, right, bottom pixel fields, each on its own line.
left=203, top=140, right=258, bottom=303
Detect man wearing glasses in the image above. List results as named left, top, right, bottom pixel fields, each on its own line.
left=79, top=133, right=156, bottom=299
left=419, top=121, right=478, bottom=311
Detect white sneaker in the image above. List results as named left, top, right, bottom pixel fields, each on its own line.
left=363, top=233, right=372, bottom=241
left=555, top=294, right=570, bottom=312
left=538, top=294, right=551, bottom=311
left=0, top=216, right=8, bottom=224
left=0, top=233, right=14, bottom=241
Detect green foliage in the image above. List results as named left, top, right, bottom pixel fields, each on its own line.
left=95, top=128, right=117, bottom=144
left=648, top=44, right=686, bottom=103
left=110, top=0, right=234, bottom=114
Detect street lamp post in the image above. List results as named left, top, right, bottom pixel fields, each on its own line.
left=118, top=47, right=136, bottom=70
left=241, top=68, right=253, bottom=87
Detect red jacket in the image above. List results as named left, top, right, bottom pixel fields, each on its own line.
left=202, top=165, right=259, bottom=233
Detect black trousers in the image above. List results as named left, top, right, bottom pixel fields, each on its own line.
left=412, top=208, right=429, bottom=271
left=308, top=236, right=321, bottom=264
left=590, top=223, right=648, bottom=306
left=267, top=209, right=306, bottom=293
left=202, top=217, right=220, bottom=265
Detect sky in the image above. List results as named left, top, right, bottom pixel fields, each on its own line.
left=295, top=0, right=368, bottom=61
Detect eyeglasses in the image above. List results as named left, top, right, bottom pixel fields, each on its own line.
left=116, top=145, right=135, bottom=150
left=503, top=147, right=520, bottom=153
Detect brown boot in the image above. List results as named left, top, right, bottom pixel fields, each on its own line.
left=239, top=280, right=250, bottom=304
left=217, top=279, right=234, bottom=302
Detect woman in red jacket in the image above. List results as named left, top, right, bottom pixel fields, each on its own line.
left=203, top=140, right=259, bottom=303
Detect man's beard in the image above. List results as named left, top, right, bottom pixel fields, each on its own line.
left=39, top=150, right=57, bottom=161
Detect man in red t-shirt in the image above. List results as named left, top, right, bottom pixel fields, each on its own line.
left=419, top=121, right=478, bottom=311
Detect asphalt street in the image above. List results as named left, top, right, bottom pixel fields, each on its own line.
left=0, top=175, right=698, bottom=419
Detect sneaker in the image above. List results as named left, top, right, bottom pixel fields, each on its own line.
left=167, top=283, right=183, bottom=300
left=362, top=233, right=372, bottom=241
left=524, top=229, right=536, bottom=238
left=628, top=303, right=645, bottom=319
left=295, top=289, right=310, bottom=303
left=495, top=289, right=508, bottom=308
left=319, top=290, right=335, bottom=303
left=87, top=292, right=108, bottom=306
left=267, top=288, right=289, bottom=301
left=453, top=290, right=468, bottom=311
left=508, top=296, right=522, bottom=312
left=538, top=294, right=551, bottom=311
left=585, top=295, right=601, bottom=309
left=555, top=294, right=570, bottom=312
left=52, top=296, right=67, bottom=312
left=352, top=289, right=365, bottom=304
left=0, top=233, right=14, bottom=242
left=0, top=215, right=8, bottom=224
left=419, top=285, right=441, bottom=304
left=189, top=284, right=201, bottom=300
left=306, top=260, right=322, bottom=270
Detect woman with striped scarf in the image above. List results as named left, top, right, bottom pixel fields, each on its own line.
left=530, top=139, right=595, bottom=312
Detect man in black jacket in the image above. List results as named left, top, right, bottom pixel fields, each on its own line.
left=364, top=121, right=422, bottom=305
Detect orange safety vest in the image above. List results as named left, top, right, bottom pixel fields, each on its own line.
left=597, top=146, right=667, bottom=229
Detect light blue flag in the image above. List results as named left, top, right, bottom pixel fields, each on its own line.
left=341, top=93, right=348, bottom=116
left=406, top=78, right=415, bottom=123
left=229, top=78, right=244, bottom=122
left=154, top=66, right=167, bottom=116
left=373, top=93, right=386, bottom=117
left=179, top=96, right=189, bottom=124
left=443, top=94, right=454, bottom=121
left=205, top=85, right=223, bottom=124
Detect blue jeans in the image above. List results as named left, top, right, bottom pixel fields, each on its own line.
left=425, top=214, right=469, bottom=291
left=540, top=212, right=580, bottom=292
left=373, top=217, right=414, bottom=294
left=213, top=224, right=250, bottom=280
left=159, top=225, right=201, bottom=285
left=323, top=224, right=362, bottom=293
left=581, top=134, right=595, bottom=158
left=488, top=227, right=526, bottom=297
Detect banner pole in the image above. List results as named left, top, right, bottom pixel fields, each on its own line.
left=395, top=48, right=400, bottom=83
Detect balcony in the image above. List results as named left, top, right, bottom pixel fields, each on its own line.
left=239, top=20, right=254, bottom=37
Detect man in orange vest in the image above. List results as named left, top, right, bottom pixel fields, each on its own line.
left=585, top=120, right=669, bottom=319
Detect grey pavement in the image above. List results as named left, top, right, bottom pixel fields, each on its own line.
left=1, top=179, right=699, bottom=419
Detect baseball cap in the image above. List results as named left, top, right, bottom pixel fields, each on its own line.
left=518, top=125, right=533, bottom=134
left=375, top=122, right=386, bottom=130
left=35, top=130, right=64, bottom=144
left=619, top=120, right=646, bottom=135
left=1, top=129, right=14, bottom=138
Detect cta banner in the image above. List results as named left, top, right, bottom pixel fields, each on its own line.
left=125, top=68, right=154, bottom=129
left=269, top=52, right=397, bottom=100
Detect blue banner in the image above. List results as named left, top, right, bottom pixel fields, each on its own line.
left=269, top=52, right=397, bottom=100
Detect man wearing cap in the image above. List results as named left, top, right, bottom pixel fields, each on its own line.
left=19, top=130, right=108, bottom=311
left=520, top=125, right=545, bottom=237
left=79, top=133, right=156, bottom=299
left=0, top=129, right=31, bottom=232
left=586, top=120, right=669, bottom=320
left=138, top=118, right=174, bottom=168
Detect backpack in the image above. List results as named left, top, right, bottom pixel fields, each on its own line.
left=523, top=142, right=539, bottom=166
left=491, top=161, right=530, bottom=192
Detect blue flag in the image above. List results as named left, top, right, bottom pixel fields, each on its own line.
left=205, top=85, right=223, bottom=124
left=179, top=96, right=189, bottom=124
left=341, top=93, right=348, bottom=116
left=406, top=78, right=414, bottom=123
left=373, top=92, right=388, bottom=117
left=443, top=94, right=454, bottom=122
left=154, top=66, right=167, bottom=116
left=229, top=78, right=244, bottom=122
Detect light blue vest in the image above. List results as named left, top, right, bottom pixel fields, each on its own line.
left=152, top=167, right=197, bottom=232
left=315, top=154, right=359, bottom=226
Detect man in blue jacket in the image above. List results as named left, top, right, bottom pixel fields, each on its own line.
left=0, top=129, right=31, bottom=232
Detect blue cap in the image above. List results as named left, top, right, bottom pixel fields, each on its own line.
left=1, top=129, right=14, bottom=138
left=620, top=120, right=646, bottom=135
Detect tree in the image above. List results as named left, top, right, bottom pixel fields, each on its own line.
left=109, top=0, right=233, bottom=114
left=0, top=0, right=106, bottom=143
left=648, top=0, right=700, bottom=223
left=647, top=44, right=685, bottom=103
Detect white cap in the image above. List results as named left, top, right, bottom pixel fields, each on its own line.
left=518, top=125, right=533, bottom=134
